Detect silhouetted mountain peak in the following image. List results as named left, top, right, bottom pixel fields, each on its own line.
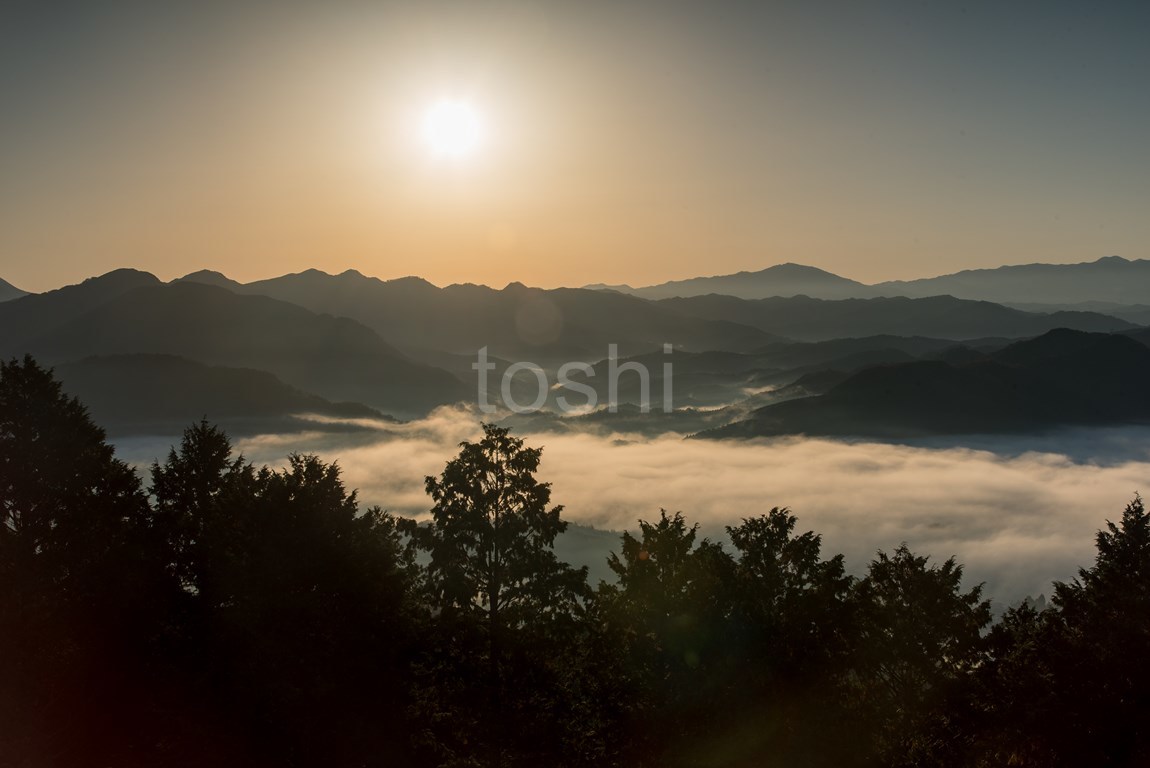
left=179, top=268, right=230, bottom=281
left=0, top=269, right=164, bottom=348
left=386, top=275, right=438, bottom=290
left=336, top=268, right=391, bottom=285
left=613, top=261, right=870, bottom=300
left=83, top=268, right=161, bottom=289
left=31, top=268, right=160, bottom=305
left=754, top=262, right=845, bottom=279
left=176, top=270, right=242, bottom=290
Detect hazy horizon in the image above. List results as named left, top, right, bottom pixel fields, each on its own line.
left=5, top=251, right=1145, bottom=296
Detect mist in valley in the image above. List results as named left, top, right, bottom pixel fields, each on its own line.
left=115, top=409, right=1150, bottom=607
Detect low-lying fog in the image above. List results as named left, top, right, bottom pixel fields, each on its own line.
left=114, top=407, right=1150, bottom=609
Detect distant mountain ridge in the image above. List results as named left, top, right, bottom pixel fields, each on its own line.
left=584, top=255, right=1150, bottom=306
left=21, top=255, right=1150, bottom=308
left=589, top=263, right=868, bottom=301
left=873, top=255, right=1150, bottom=305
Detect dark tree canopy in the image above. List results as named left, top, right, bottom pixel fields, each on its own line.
left=150, top=419, right=257, bottom=601
left=405, top=424, right=590, bottom=767
left=148, top=422, right=417, bottom=766
left=0, top=355, right=150, bottom=591
left=415, top=423, right=588, bottom=626
left=851, top=544, right=993, bottom=764
left=967, top=497, right=1150, bottom=767
left=726, top=509, right=854, bottom=672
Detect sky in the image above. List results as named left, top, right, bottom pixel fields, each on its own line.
left=2, top=0, right=1149, bottom=293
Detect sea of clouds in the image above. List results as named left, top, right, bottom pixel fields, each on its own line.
left=115, top=406, right=1150, bottom=608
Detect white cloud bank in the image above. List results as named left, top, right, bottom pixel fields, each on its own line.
left=116, top=408, right=1150, bottom=606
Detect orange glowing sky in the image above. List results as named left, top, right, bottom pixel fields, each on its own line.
left=2, top=1, right=1149, bottom=293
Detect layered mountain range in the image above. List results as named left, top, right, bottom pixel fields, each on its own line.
left=3, top=255, right=1149, bottom=438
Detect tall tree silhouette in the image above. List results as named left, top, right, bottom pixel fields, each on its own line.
left=724, top=509, right=857, bottom=765
left=851, top=544, right=991, bottom=765
left=594, top=510, right=739, bottom=766
left=408, top=423, right=587, bottom=766
left=1042, top=494, right=1150, bottom=765
left=727, top=509, right=854, bottom=677
left=416, top=423, right=587, bottom=625
left=149, top=419, right=257, bottom=608
left=964, top=495, right=1150, bottom=767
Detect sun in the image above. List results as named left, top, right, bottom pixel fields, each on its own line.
left=421, top=99, right=483, bottom=158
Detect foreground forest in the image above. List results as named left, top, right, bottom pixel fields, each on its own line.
left=1, top=355, right=1148, bottom=767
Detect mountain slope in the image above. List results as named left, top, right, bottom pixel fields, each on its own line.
left=1006, top=301, right=1150, bottom=325
left=701, top=329, right=1150, bottom=439
left=751, top=335, right=1004, bottom=369
left=1, top=280, right=468, bottom=416
left=0, top=269, right=161, bottom=348
left=873, top=255, right=1150, bottom=304
left=657, top=294, right=1135, bottom=342
left=56, top=354, right=386, bottom=435
left=0, top=277, right=28, bottom=302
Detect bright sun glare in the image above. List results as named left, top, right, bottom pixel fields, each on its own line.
left=421, top=99, right=483, bottom=158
